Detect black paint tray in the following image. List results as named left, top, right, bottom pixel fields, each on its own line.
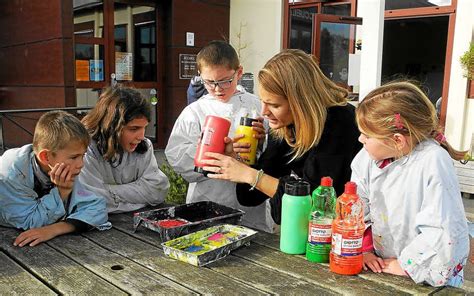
left=132, top=201, right=245, bottom=241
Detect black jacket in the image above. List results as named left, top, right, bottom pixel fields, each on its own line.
left=236, top=104, right=362, bottom=224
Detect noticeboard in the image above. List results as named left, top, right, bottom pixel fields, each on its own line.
left=179, top=54, right=197, bottom=79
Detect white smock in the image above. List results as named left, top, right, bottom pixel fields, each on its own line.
left=165, top=89, right=274, bottom=232
left=79, top=138, right=170, bottom=213
left=351, top=140, right=469, bottom=287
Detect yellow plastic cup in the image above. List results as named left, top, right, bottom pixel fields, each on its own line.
left=235, top=117, right=258, bottom=165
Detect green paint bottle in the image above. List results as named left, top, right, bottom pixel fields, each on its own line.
left=306, top=176, right=337, bottom=263
left=280, top=180, right=311, bottom=254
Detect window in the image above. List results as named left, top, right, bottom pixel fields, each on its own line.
left=385, top=0, right=452, bottom=10
left=289, top=7, right=317, bottom=54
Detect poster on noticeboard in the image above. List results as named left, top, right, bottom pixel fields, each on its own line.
left=75, top=60, right=89, bottom=81
left=115, top=52, right=133, bottom=81
left=89, top=59, right=104, bottom=81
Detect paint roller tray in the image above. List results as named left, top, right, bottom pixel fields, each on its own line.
left=161, top=224, right=258, bottom=266
left=133, top=201, right=245, bottom=241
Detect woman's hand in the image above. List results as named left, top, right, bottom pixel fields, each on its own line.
left=202, top=152, right=255, bottom=185
left=253, top=117, right=266, bottom=149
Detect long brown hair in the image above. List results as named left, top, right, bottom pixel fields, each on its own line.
left=357, top=81, right=466, bottom=160
left=82, top=87, right=151, bottom=163
left=258, top=49, right=348, bottom=159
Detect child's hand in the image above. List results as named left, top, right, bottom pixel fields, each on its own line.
left=223, top=136, right=250, bottom=162
left=382, top=258, right=408, bottom=276
left=13, top=222, right=75, bottom=247
left=363, top=252, right=385, bottom=273
left=49, top=162, right=74, bottom=200
left=232, top=134, right=251, bottom=155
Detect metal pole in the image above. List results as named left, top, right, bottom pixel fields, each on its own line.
left=0, top=114, right=4, bottom=152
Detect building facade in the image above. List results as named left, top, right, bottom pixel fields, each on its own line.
left=231, top=0, right=473, bottom=152
left=1, top=0, right=472, bottom=154
left=0, top=0, right=230, bottom=148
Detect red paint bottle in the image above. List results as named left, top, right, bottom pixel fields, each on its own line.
left=329, top=181, right=364, bottom=275
left=194, top=115, right=231, bottom=175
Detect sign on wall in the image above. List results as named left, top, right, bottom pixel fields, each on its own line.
left=179, top=54, right=198, bottom=79
left=115, top=52, right=133, bottom=81
left=239, top=72, right=254, bottom=94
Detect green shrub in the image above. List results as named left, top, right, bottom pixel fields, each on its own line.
left=460, top=42, right=474, bottom=80
left=160, top=161, right=188, bottom=205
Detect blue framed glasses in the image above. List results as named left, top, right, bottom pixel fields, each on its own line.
left=200, top=71, right=237, bottom=89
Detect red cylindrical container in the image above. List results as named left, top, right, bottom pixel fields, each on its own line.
left=329, top=182, right=364, bottom=275
left=194, top=115, right=231, bottom=174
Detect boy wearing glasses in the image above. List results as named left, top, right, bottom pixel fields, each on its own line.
left=165, top=40, right=273, bottom=233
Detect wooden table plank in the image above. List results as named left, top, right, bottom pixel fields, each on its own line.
left=208, top=254, right=337, bottom=295
left=0, top=252, right=56, bottom=295
left=232, top=243, right=408, bottom=295
left=110, top=213, right=334, bottom=295
left=83, top=228, right=268, bottom=295
left=47, top=234, right=196, bottom=295
left=0, top=227, right=126, bottom=295
left=253, top=230, right=443, bottom=295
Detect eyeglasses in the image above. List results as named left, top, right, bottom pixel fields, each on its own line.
left=200, top=71, right=237, bottom=90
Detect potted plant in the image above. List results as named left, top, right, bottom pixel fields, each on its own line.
left=460, top=42, right=474, bottom=98
left=160, top=161, right=188, bottom=205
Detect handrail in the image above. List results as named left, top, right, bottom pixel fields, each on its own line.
left=0, top=106, right=94, bottom=151
left=0, top=106, right=94, bottom=114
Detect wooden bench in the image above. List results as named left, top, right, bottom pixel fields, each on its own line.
left=455, top=160, right=474, bottom=198
left=0, top=212, right=468, bottom=295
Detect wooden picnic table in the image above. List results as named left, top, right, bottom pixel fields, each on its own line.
left=0, top=211, right=468, bottom=295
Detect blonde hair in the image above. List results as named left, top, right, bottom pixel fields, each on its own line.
left=357, top=81, right=466, bottom=160
left=33, top=110, right=89, bottom=153
left=258, top=49, right=349, bottom=159
left=82, top=86, right=151, bottom=163
left=197, top=40, right=240, bottom=71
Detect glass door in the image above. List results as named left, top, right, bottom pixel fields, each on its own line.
left=110, top=1, right=160, bottom=141
left=312, top=14, right=361, bottom=87
left=73, top=0, right=163, bottom=143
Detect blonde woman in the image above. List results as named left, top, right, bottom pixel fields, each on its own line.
left=203, top=49, right=362, bottom=224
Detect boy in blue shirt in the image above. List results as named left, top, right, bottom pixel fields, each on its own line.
left=0, top=111, right=110, bottom=247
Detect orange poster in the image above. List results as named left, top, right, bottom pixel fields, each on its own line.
left=75, top=60, right=90, bottom=81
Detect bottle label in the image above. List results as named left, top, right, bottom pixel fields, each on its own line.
left=308, top=222, right=332, bottom=244
left=202, top=127, right=215, bottom=145
left=332, top=233, right=362, bottom=256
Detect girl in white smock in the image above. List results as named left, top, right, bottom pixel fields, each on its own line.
left=79, top=87, right=170, bottom=213
left=352, top=81, right=469, bottom=287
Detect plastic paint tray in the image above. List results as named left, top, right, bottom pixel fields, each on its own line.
left=133, top=201, right=245, bottom=241
left=161, top=224, right=257, bottom=266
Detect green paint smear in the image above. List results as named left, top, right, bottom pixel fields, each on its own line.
left=164, top=227, right=245, bottom=255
